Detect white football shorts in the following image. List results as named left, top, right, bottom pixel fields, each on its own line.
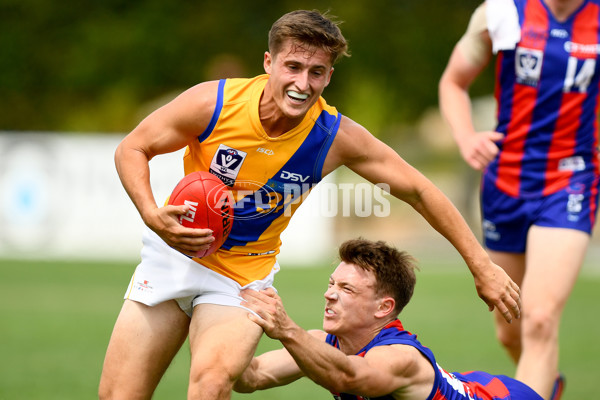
left=124, top=227, right=279, bottom=317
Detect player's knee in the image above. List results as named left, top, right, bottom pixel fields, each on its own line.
left=98, top=384, right=135, bottom=400
left=99, top=374, right=153, bottom=400
left=522, top=307, right=558, bottom=342
left=99, top=386, right=148, bottom=400
left=188, top=366, right=235, bottom=398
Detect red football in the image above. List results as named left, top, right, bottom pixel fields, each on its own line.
left=167, top=171, right=234, bottom=257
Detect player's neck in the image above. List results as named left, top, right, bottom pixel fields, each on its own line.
left=544, top=0, right=585, bottom=21
left=260, top=115, right=303, bottom=138
left=258, top=101, right=304, bottom=138
left=337, top=322, right=392, bottom=355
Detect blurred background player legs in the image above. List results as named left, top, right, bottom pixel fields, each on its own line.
left=488, top=251, right=524, bottom=364
left=489, top=226, right=588, bottom=399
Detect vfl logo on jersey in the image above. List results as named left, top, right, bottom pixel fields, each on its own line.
left=210, top=144, right=247, bottom=187
left=515, top=46, right=544, bottom=87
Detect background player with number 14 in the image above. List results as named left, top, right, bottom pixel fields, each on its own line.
left=439, top=0, right=600, bottom=398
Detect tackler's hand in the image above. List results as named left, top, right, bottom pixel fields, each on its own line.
left=241, top=288, right=295, bottom=340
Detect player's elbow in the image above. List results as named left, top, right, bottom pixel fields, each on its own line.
left=438, top=68, right=451, bottom=93
left=114, top=139, right=138, bottom=171
left=114, top=132, right=153, bottom=169
left=438, top=62, right=457, bottom=92
left=114, top=141, right=125, bottom=168
left=325, top=376, right=387, bottom=399
left=232, top=380, right=257, bottom=394
left=233, top=365, right=259, bottom=393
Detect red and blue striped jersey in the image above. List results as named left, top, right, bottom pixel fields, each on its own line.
left=489, top=0, right=600, bottom=198
left=325, top=319, right=543, bottom=400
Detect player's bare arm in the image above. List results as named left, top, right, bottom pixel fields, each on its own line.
left=438, top=9, right=503, bottom=171
left=240, top=288, right=433, bottom=399
left=324, top=117, right=521, bottom=322
left=233, top=337, right=308, bottom=393
left=114, top=80, right=220, bottom=255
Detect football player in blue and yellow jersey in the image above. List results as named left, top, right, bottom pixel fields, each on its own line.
left=100, top=9, right=521, bottom=400
left=439, top=0, right=599, bottom=398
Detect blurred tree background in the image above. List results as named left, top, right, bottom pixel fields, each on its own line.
left=0, top=0, right=492, bottom=139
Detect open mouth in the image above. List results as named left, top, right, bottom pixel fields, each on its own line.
left=287, top=90, right=309, bottom=102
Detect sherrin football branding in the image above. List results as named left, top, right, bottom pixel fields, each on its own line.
left=180, top=200, right=199, bottom=224
left=168, top=171, right=234, bottom=257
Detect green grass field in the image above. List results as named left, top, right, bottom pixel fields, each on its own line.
left=0, top=256, right=598, bottom=399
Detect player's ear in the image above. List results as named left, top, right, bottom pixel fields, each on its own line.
left=375, top=297, right=395, bottom=318
left=264, top=51, right=273, bottom=74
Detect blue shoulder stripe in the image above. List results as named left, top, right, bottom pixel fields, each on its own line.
left=313, top=112, right=342, bottom=180
left=198, top=79, right=226, bottom=143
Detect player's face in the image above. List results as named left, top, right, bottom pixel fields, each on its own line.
left=263, top=38, right=334, bottom=121
left=322, top=262, right=381, bottom=336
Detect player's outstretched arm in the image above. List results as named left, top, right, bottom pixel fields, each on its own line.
left=233, top=345, right=305, bottom=393
left=114, top=81, right=220, bottom=254
left=240, top=289, right=430, bottom=397
left=323, top=118, right=521, bottom=323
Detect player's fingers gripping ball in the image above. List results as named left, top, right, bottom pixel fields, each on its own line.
left=168, top=171, right=234, bottom=257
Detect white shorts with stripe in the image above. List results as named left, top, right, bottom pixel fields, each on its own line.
left=125, top=227, right=279, bottom=317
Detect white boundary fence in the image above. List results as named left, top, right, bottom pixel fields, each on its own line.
left=0, top=132, right=335, bottom=265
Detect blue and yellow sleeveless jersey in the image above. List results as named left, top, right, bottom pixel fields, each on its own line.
left=325, top=319, right=543, bottom=400
left=490, top=0, right=600, bottom=199
left=182, top=74, right=341, bottom=285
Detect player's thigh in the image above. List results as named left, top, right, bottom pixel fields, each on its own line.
left=188, top=303, right=263, bottom=378
left=487, top=250, right=526, bottom=285
left=100, top=299, right=190, bottom=398
left=524, top=226, right=589, bottom=312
